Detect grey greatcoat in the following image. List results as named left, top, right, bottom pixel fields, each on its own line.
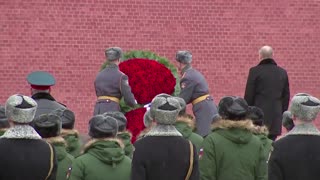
left=244, top=58, right=290, bottom=136
left=94, top=64, right=136, bottom=115
left=179, top=64, right=218, bottom=137
left=32, top=93, right=66, bottom=118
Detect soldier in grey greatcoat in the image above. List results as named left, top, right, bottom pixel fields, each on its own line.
left=27, top=71, right=66, bottom=118
left=176, top=50, right=218, bottom=137
left=94, top=47, right=137, bottom=115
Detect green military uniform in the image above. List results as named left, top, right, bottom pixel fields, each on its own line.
left=47, top=137, right=74, bottom=180
left=175, top=115, right=203, bottom=152
left=199, top=120, right=267, bottom=180
left=117, top=131, right=134, bottom=158
left=253, top=126, right=272, bottom=159
left=69, top=113, right=131, bottom=180
left=0, top=130, right=6, bottom=136
left=61, top=129, right=82, bottom=157
left=69, top=139, right=131, bottom=180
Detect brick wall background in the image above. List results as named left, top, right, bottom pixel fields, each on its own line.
left=1, top=0, right=320, bottom=132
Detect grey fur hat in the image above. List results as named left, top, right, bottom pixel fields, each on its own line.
left=150, top=94, right=181, bottom=125
left=102, top=111, right=127, bottom=131
left=51, top=108, right=75, bottom=129
left=175, top=97, right=186, bottom=116
left=289, top=93, right=320, bottom=122
left=176, top=50, right=192, bottom=64
left=33, top=114, right=62, bottom=138
left=5, top=94, right=37, bottom=123
left=89, top=115, right=118, bottom=138
left=143, top=109, right=153, bottom=127
left=105, top=47, right=123, bottom=61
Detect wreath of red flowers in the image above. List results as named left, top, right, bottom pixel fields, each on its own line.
left=125, top=107, right=147, bottom=143
left=101, top=50, right=179, bottom=143
left=119, top=59, right=176, bottom=104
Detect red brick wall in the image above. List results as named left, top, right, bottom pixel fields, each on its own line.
left=1, top=0, right=320, bottom=132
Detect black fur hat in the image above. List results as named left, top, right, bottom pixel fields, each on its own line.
left=33, top=114, right=62, bottom=138
left=218, top=96, right=248, bottom=120
left=51, top=108, right=75, bottom=129
left=89, top=115, right=118, bottom=138
left=247, top=106, right=264, bottom=126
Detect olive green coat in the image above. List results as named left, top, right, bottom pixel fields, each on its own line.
left=61, top=129, right=82, bottom=157
left=47, top=137, right=74, bottom=180
left=199, top=120, right=267, bottom=180
left=69, top=138, right=131, bottom=180
left=117, top=131, right=134, bottom=158
left=174, top=115, right=203, bottom=152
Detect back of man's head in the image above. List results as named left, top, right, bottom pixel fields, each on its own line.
left=259, top=45, right=273, bottom=60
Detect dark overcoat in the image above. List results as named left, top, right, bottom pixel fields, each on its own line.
left=244, top=58, right=290, bottom=135
left=32, top=92, right=66, bottom=118
left=268, top=135, right=320, bottom=180
left=131, top=136, right=199, bottom=180
left=0, top=138, right=57, bottom=180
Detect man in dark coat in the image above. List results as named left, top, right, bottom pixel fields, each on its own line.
left=94, top=47, right=137, bottom=115
left=131, top=93, right=199, bottom=180
left=244, top=45, right=290, bottom=140
left=268, top=93, right=320, bottom=180
left=176, top=50, right=218, bottom=137
left=0, top=94, right=57, bottom=180
left=27, top=71, right=66, bottom=118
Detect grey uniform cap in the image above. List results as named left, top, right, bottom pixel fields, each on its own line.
left=289, top=93, right=320, bottom=122
left=176, top=50, right=192, bottom=64
left=89, top=115, right=118, bottom=138
left=150, top=93, right=181, bottom=125
left=102, top=111, right=127, bottom=131
left=5, top=94, right=38, bottom=123
left=105, top=47, right=123, bottom=61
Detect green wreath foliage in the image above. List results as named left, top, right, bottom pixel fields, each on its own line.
left=100, top=50, right=181, bottom=112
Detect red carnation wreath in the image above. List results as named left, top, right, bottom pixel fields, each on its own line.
left=119, top=59, right=176, bottom=104
left=101, top=50, right=180, bottom=143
